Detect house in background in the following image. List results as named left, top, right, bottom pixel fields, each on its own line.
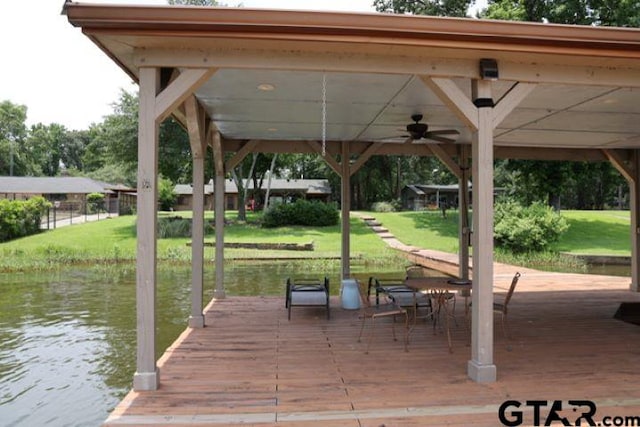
left=0, top=176, right=135, bottom=214
left=401, top=184, right=469, bottom=211
left=174, top=178, right=332, bottom=211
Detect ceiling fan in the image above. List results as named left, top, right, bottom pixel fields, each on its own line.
left=396, top=114, right=460, bottom=144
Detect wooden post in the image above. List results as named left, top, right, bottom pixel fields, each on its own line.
left=186, top=96, right=206, bottom=328
left=468, top=79, right=497, bottom=383
left=458, top=145, right=470, bottom=281
left=340, top=141, right=351, bottom=279
left=631, top=150, right=640, bottom=291
left=213, top=131, right=226, bottom=299
left=133, top=67, right=160, bottom=391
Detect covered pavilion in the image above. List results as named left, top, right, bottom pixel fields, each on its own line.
left=64, top=2, right=640, bottom=390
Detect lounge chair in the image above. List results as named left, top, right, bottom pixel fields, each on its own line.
left=285, top=277, right=330, bottom=320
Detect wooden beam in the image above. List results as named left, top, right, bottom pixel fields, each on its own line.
left=350, top=141, right=384, bottom=176
left=603, top=149, right=635, bottom=182
left=155, top=68, right=217, bottom=123
left=134, top=47, right=640, bottom=87
left=307, top=141, right=342, bottom=175
left=211, top=130, right=224, bottom=176
left=185, top=95, right=207, bottom=158
left=493, top=82, right=536, bottom=129
left=428, top=144, right=462, bottom=180
left=225, top=140, right=259, bottom=171
left=219, top=138, right=615, bottom=162
left=420, top=76, right=478, bottom=130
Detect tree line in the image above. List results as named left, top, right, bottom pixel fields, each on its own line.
left=1, top=0, right=637, bottom=212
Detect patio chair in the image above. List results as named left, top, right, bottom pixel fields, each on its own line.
left=406, top=265, right=455, bottom=321
left=357, top=280, right=409, bottom=354
left=494, top=272, right=521, bottom=339
left=370, top=276, right=434, bottom=327
left=285, top=277, right=330, bottom=320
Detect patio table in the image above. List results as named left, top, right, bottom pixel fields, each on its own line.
left=405, top=277, right=471, bottom=352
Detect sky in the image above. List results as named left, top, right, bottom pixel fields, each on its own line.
left=0, top=0, right=485, bottom=131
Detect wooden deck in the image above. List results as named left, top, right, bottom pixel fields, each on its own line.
left=105, top=269, right=640, bottom=426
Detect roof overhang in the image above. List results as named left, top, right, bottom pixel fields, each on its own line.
left=64, top=3, right=640, bottom=160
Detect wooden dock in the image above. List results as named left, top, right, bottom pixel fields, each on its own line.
left=105, top=269, right=640, bottom=426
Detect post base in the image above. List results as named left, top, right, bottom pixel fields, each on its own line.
left=188, top=314, right=205, bottom=328
left=133, top=368, right=160, bottom=391
left=467, top=359, right=497, bottom=383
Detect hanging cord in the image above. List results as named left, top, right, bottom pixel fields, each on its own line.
left=321, top=73, right=327, bottom=156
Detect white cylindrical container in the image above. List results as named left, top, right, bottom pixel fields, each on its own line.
left=340, top=279, right=360, bottom=310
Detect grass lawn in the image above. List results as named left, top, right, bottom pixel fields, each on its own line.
left=1, top=209, right=631, bottom=272
left=367, top=209, right=631, bottom=256
left=552, top=210, right=630, bottom=255
left=0, top=211, right=400, bottom=271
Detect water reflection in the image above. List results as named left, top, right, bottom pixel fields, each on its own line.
left=0, top=260, right=402, bottom=426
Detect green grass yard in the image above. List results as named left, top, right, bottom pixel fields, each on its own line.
left=0, top=211, right=399, bottom=271
left=368, top=209, right=631, bottom=256
left=0, top=209, right=631, bottom=272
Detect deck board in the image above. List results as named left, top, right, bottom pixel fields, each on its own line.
left=105, top=270, right=640, bottom=426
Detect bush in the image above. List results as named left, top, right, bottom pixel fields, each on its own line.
left=0, top=197, right=51, bottom=242
left=371, top=201, right=397, bottom=212
left=158, top=177, right=177, bottom=211
left=262, top=199, right=339, bottom=228
left=494, top=200, right=569, bottom=253
left=157, top=216, right=191, bottom=238
left=86, top=192, right=105, bottom=214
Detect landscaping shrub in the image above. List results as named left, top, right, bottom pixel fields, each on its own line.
left=157, top=216, right=191, bottom=238
left=371, top=201, right=397, bottom=212
left=262, top=200, right=339, bottom=228
left=158, top=177, right=177, bottom=211
left=494, top=200, right=569, bottom=253
left=86, top=192, right=105, bottom=214
left=0, top=197, right=51, bottom=242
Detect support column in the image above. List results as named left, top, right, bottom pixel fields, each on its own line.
left=630, top=150, right=640, bottom=291
left=458, top=145, right=471, bottom=281
left=341, top=141, right=351, bottom=279
left=187, top=97, right=206, bottom=328
left=467, top=80, right=496, bottom=382
left=190, top=153, right=205, bottom=326
left=133, top=67, right=160, bottom=391
left=213, top=131, right=226, bottom=299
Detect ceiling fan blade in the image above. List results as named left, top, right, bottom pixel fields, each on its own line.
left=424, top=135, right=458, bottom=144
left=377, top=134, right=407, bottom=141
left=403, top=136, right=414, bottom=144
left=426, top=129, right=460, bottom=136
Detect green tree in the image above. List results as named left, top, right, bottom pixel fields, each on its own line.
left=26, top=123, right=69, bottom=176
left=158, top=176, right=178, bottom=211
left=95, top=90, right=195, bottom=185
left=374, top=0, right=475, bottom=16
left=0, top=100, right=28, bottom=176
left=61, top=130, right=90, bottom=172
left=480, top=0, right=640, bottom=209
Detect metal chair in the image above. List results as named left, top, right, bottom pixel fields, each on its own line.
left=285, top=277, right=330, bottom=320
left=406, top=265, right=455, bottom=322
left=494, top=272, right=521, bottom=338
left=357, top=280, right=409, bottom=353
left=370, top=277, right=434, bottom=329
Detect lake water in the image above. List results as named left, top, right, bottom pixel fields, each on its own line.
left=0, top=261, right=398, bottom=427
left=0, top=259, right=630, bottom=426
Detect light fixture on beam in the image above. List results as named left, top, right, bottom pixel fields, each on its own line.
left=479, top=58, right=499, bottom=81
